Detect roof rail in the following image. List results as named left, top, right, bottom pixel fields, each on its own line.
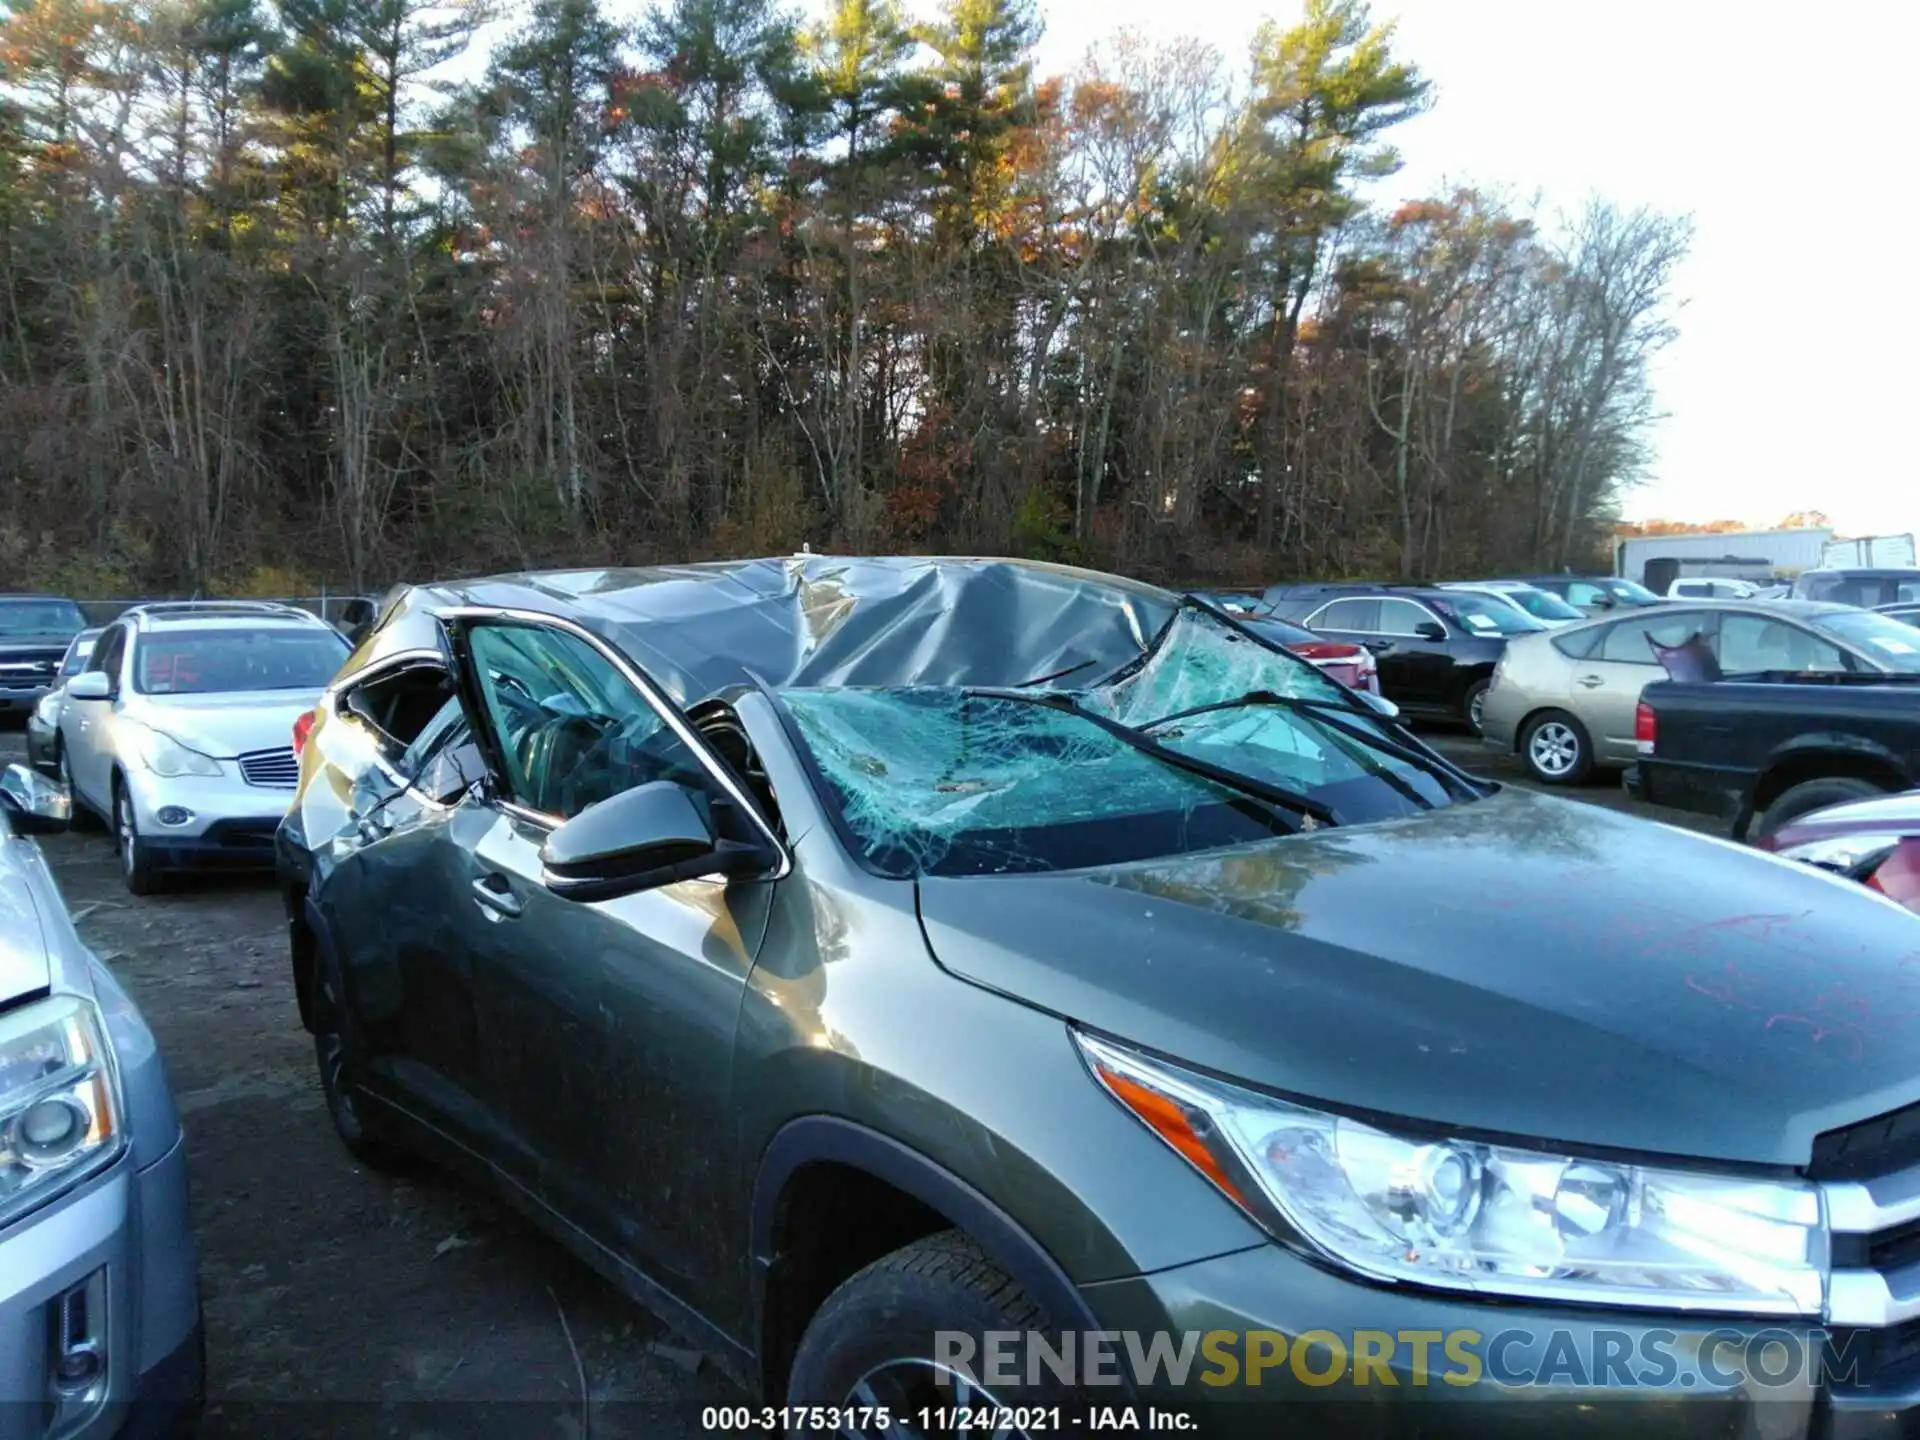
left=123, top=600, right=323, bottom=623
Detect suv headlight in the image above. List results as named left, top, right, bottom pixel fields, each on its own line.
left=133, top=725, right=222, bottom=778
left=1077, top=1033, right=1825, bottom=1317
left=0, top=995, right=125, bottom=1226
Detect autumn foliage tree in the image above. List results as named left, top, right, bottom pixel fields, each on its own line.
left=0, top=0, right=1688, bottom=592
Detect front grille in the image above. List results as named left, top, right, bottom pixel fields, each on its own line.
left=238, top=747, right=299, bottom=788
left=1813, top=1102, right=1920, bottom=1181
left=1821, top=1104, right=1920, bottom=1350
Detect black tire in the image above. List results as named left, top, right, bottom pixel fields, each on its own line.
left=787, top=1231, right=1082, bottom=1434
left=1520, top=709, right=1595, bottom=786
left=310, top=943, right=408, bottom=1168
left=59, top=744, right=103, bottom=831
left=1754, top=776, right=1890, bottom=842
left=114, top=779, right=163, bottom=896
left=1461, top=678, right=1492, bottom=734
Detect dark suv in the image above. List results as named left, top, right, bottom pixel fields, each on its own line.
left=0, top=593, right=87, bottom=714
left=1260, top=583, right=1544, bottom=731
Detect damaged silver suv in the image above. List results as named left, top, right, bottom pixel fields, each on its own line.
left=277, top=557, right=1920, bottom=1438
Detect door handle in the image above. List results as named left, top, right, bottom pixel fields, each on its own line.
left=1576, top=674, right=1604, bottom=688
left=471, top=875, right=523, bottom=919
left=1363, top=640, right=1394, bottom=654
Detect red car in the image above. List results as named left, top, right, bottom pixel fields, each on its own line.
left=1199, top=597, right=1381, bottom=695
left=1755, top=789, right=1920, bottom=914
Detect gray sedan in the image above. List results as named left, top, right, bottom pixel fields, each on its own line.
left=0, top=765, right=203, bottom=1437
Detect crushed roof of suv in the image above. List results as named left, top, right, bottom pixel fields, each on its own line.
left=380, top=555, right=1181, bottom=706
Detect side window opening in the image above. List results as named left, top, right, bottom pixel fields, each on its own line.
left=1551, top=625, right=1604, bottom=660
left=463, top=623, right=761, bottom=847
left=344, top=662, right=457, bottom=755
left=690, top=701, right=783, bottom=835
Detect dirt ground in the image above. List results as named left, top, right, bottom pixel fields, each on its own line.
left=1, top=724, right=1721, bottom=1437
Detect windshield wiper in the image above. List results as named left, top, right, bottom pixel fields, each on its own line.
left=1137, top=690, right=1482, bottom=803
left=1137, top=691, right=1449, bottom=809
left=963, top=686, right=1338, bottom=830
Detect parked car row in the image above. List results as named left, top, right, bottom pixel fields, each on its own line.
left=1480, top=599, right=1920, bottom=784
left=20, top=602, right=351, bottom=894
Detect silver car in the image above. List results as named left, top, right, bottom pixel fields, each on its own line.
left=1480, top=599, right=1920, bottom=785
left=57, top=602, right=351, bottom=894
left=0, top=764, right=204, bottom=1436
left=26, top=628, right=104, bottom=774
left=1436, top=580, right=1586, bottom=627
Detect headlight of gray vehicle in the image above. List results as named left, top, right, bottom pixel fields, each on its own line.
left=0, top=993, right=126, bottom=1226
left=1078, top=1032, right=1826, bottom=1317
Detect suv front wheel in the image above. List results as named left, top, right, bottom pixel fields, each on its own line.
left=311, top=943, right=408, bottom=1168
left=788, top=1231, right=1082, bottom=1436
left=114, top=780, right=162, bottom=895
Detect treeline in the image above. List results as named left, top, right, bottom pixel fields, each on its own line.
left=0, top=0, right=1689, bottom=593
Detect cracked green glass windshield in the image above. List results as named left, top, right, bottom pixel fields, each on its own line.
left=780, top=608, right=1470, bottom=877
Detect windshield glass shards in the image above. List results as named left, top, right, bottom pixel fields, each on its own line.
left=778, top=608, right=1477, bottom=878
left=781, top=688, right=1298, bottom=878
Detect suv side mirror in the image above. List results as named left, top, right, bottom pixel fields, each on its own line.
left=539, top=780, right=768, bottom=902
left=1415, top=620, right=1447, bottom=642
left=1588, top=594, right=1615, bottom=610
left=0, top=763, right=71, bottom=835
left=67, top=671, right=110, bottom=701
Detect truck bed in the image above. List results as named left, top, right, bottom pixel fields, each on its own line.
left=1627, top=672, right=1920, bottom=836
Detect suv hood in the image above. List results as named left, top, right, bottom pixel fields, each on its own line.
left=917, top=789, right=1920, bottom=1168
left=138, top=691, right=320, bottom=758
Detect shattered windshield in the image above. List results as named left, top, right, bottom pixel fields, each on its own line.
left=779, top=608, right=1471, bottom=878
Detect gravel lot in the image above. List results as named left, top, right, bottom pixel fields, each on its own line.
left=1, top=720, right=1724, bottom=1434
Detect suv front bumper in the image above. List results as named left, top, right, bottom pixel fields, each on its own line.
left=1080, top=1242, right=1905, bottom=1438
left=0, top=1135, right=203, bottom=1439
left=123, top=766, right=292, bottom=871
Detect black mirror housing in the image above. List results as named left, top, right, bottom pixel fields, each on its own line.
left=1415, top=621, right=1447, bottom=642
left=539, top=781, right=765, bottom=901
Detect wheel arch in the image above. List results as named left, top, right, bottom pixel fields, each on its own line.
left=1752, top=743, right=1908, bottom=819
left=1514, top=704, right=1584, bottom=753
left=749, top=1116, right=1120, bottom=1404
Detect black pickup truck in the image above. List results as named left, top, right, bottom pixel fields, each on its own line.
left=1627, top=672, right=1920, bottom=839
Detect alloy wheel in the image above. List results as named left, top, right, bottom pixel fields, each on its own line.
left=314, top=970, right=359, bottom=1132
left=116, top=791, right=137, bottom=877
left=1468, top=688, right=1487, bottom=732
left=1527, top=721, right=1581, bottom=778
